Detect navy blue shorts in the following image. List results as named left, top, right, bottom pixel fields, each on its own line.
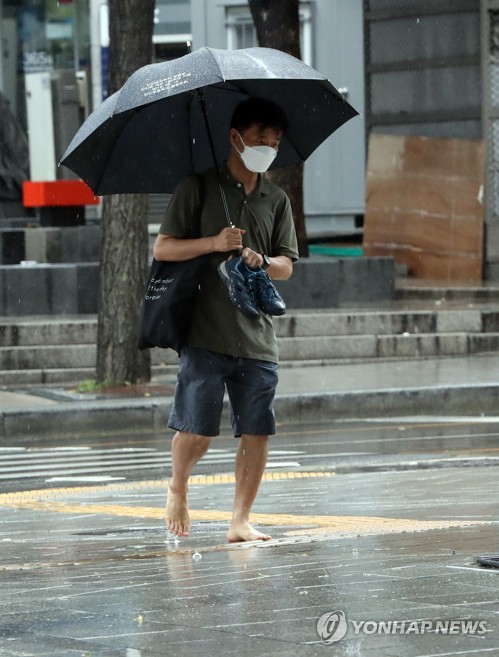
left=168, top=347, right=279, bottom=437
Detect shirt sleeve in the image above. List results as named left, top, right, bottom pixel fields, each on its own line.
left=158, top=175, right=200, bottom=238
left=271, top=193, right=300, bottom=261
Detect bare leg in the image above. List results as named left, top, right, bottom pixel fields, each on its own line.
left=227, top=434, right=271, bottom=543
left=166, top=431, right=210, bottom=536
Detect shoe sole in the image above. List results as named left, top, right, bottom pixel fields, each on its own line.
left=476, top=556, right=499, bottom=568
left=259, top=302, right=286, bottom=316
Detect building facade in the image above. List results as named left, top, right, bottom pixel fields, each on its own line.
left=2, top=0, right=498, bottom=278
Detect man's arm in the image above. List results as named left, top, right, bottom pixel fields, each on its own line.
left=241, top=249, right=293, bottom=280
left=153, top=227, right=245, bottom=262
left=238, top=190, right=297, bottom=279
left=262, top=255, right=293, bottom=281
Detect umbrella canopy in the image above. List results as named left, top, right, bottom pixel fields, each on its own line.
left=60, top=46, right=359, bottom=196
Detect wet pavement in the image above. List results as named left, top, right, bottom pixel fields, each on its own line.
left=1, top=419, right=498, bottom=656
left=3, top=352, right=499, bottom=441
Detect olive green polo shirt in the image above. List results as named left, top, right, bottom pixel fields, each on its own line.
left=158, top=164, right=299, bottom=362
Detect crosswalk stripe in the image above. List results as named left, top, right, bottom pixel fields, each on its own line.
left=0, top=457, right=169, bottom=475
left=0, top=447, right=305, bottom=481
left=0, top=462, right=170, bottom=480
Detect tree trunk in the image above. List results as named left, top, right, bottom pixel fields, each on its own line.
left=96, top=0, right=155, bottom=384
left=249, top=0, right=309, bottom=256
left=268, top=163, right=306, bottom=255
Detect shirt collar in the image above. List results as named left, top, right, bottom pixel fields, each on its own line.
left=221, top=162, right=271, bottom=196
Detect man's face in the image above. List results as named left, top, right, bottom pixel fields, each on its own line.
left=233, top=123, right=282, bottom=152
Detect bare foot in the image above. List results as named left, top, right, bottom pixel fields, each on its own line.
left=227, top=519, right=272, bottom=543
left=165, top=485, right=190, bottom=537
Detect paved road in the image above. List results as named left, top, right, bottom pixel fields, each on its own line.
left=0, top=417, right=498, bottom=656
left=2, top=415, right=499, bottom=489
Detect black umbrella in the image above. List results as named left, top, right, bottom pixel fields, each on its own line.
left=60, top=46, right=358, bottom=200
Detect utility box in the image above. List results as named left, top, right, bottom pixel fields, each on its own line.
left=51, top=69, right=81, bottom=179
left=25, top=72, right=57, bottom=182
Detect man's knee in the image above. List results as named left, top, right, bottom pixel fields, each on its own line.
left=174, top=431, right=211, bottom=451
left=240, top=434, right=269, bottom=445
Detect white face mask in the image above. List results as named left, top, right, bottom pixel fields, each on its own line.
left=235, top=132, right=277, bottom=173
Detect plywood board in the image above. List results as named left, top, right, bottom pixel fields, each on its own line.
left=363, top=134, right=485, bottom=282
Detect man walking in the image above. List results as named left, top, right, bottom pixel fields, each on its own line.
left=153, top=97, right=299, bottom=542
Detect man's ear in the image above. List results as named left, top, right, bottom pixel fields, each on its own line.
left=229, top=128, right=238, bottom=147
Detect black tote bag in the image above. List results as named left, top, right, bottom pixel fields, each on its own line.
left=138, top=176, right=206, bottom=353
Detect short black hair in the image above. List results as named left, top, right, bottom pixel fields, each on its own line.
left=230, top=97, right=289, bottom=134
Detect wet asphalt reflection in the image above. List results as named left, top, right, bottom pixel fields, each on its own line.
left=0, top=418, right=498, bottom=656
left=1, top=417, right=499, bottom=492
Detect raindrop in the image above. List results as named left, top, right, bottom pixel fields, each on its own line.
left=192, top=551, right=202, bottom=561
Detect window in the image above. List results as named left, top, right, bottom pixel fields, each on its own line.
left=225, top=3, right=313, bottom=66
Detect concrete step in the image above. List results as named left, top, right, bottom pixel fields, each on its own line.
left=0, top=364, right=175, bottom=387
left=395, top=283, right=499, bottom=303
left=0, top=344, right=179, bottom=371
left=2, top=308, right=499, bottom=347
left=3, top=331, right=499, bottom=375
left=0, top=344, right=97, bottom=370
left=278, top=332, right=499, bottom=361
left=4, top=331, right=499, bottom=388
left=1, top=257, right=395, bottom=315
left=274, top=309, right=494, bottom=337
left=2, top=308, right=499, bottom=386
left=0, top=317, right=97, bottom=347
left=2, top=367, right=96, bottom=386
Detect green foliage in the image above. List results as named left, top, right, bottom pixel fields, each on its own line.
left=76, top=379, right=114, bottom=393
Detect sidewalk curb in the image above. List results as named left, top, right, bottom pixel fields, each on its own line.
left=275, top=384, right=499, bottom=423
left=1, top=383, right=498, bottom=440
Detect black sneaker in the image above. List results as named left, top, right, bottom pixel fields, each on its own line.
left=246, top=268, right=286, bottom=316
left=476, top=555, right=499, bottom=568
left=218, top=257, right=261, bottom=319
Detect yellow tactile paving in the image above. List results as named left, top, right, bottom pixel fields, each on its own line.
left=0, top=471, right=489, bottom=537
left=0, top=499, right=481, bottom=535
left=0, top=471, right=333, bottom=505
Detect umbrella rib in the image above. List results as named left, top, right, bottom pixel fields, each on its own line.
left=94, top=108, right=142, bottom=196
left=203, top=47, right=227, bottom=85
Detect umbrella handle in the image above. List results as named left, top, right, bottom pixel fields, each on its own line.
left=217, top=181, right=234, bottom=229
left=196, top=89, right=234, bottom=229
left=186, top=41, right=233, bottom=229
